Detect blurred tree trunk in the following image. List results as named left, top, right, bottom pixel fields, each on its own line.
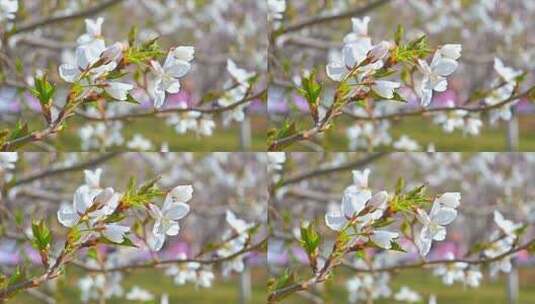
left=240, top=116, right=252, bottom=150
left=506, top=258, right=519, bottom=304
left=507, top=107, right=519, bottom=151
left=239, top=263, right=252, bottom=304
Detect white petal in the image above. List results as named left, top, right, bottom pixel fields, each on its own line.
left=165, top=60, right=191, bottom=78
left=325, top=212, right=347, bottom=231
left=342, top=44, right=358, bottom=68
left=415, top=208, right=431, bottom=225
left=431, top=225, right=447, bottom=241
left=57, top=205, right=80, bottom=227
left=149, top=232, right=166, bottom=251
left=371, top=230, right=399, bottom=249
left=439, top=44, right=462, bottom=60
left=152, top=81, right=167, bottom=108
left=418, top=87, right=433, bottom=107
left=84, top=168, right=101, bottom=188
left=173, top=46, right=195, bottom=62
left=433, top=78, right=448, bottom=92
left=163, top=202, right=190, bottom=221
left=369, top=191, right=388, bottom=208
left=148, top=203, right=163, bottom=220
left=416, top=229, right=432, bottom=256
left=58, top=64, right=80, bottom=83
left=225, top=210, right=251, bottom=233
left=167, top=185, right=193, bottom=204
left=73, top=185, right=97, bottom=214
left=352, top=169, right=370, bottom=189
left=164, top=78, right=181, bottom=94
left=431, top=207, right=457, bottom=226
left=105, top=82, right=133, bottom=100
left=372, top=80, right=400, bottom=99
left=432, top=58, right=458, bottom=76
left=103, top=224, right=130, bottom=243
left=435, top=192, right=460, bottom=208
left=326, top=62, right=346, bottom=82
left=165, top=221, right=180, bottom=236
left=341, top=189, right=371, bottom=218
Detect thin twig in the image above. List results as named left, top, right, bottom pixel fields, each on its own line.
left=11, top=0, right=125, bottom=35
left=12, top=153, right=119, bottom=187
left=278, top=0, right=392, bottom=35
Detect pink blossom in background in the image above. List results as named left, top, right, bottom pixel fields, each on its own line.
left=433, top=90, right=458, bottom=107
left=290, top=246, right=308, bottom=264
left=162, top=241, right=190, bottom=259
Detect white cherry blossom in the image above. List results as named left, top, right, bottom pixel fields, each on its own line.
left=77, top=18, right=104, bottom=45
left=371, top=230, right=399, bottom=249
left=102, top=223, right=130, bottom=243
left=372, top=80, right=401, bottom=99
left=267, top=0, right=286, bottom=20
left=0, top=0, right=17, bottom=22
left=416, top=49, right=460, bottom=106
left=415, top=193, right=461, bottom=256
left=433, top=252, right=467, bottom=285
left=394, top=286, right=421, bottom=302
left=0, top=152, right=17, bottom=170
left=148, top=185, right=192, bottom=251
left=493, top=210, right=522, bottom=237
left=150, top=47, right=195, bottom=108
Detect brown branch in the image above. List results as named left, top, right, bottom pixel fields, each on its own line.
left=278, top=0, right=392, bottom=35
left=345, top=238, right=535, bottom=273
left=345, top=90, right=531, bottom=121
left=11, top=0, right=125, bottom=35
left=77, top=88, right=265, bottom=122
left=73, top=238, right=266, bottom=273
left=12, top=152, right=119, bottom=187
left=281, top=153, right=386, bottom=186
left=269, top=89, right=530, bottom=151
left=269, top=238, right=535, bottom=302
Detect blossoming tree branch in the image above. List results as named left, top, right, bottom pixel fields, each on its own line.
left=267, top=1, right=535, bottom=151
left=267, top=152, right=535, bottom=303
left=0, top=1, right=265, bottom=151
left=0, top=153, right=267, bottom=302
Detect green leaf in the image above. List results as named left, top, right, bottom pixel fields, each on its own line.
left=122, top=176, right=164, bottom=207
left=389, top=241, right=407, bottom=252
left=2, top=120, right=30, bottom=150
left=297, top=71, right=322, bottom=123
left=394, top=25, right=404, bottom=45
left=395, top=177, right=405, bottom=194
left=31, top=220, right=52, bottom=251
left=128, top=26, right=138, bottom=46
left=98, top=237, right=138, bottom=248
left=267, top=120, right=297, bottom=150
left=299, top=222, right=320, bottom=256
left=29, top=74, right=55, bottom=124
left=272, top=268, right=295, bottom=291
left=8, top=266, right=24, bottom=286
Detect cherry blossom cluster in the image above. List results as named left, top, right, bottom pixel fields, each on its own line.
left=268, top=153, right=535, bottom=303
left=0, top=153, right=267, bottom=302
left=267, top=2, right=535, bottom=151
left=0, top=0, right=16, bottom=23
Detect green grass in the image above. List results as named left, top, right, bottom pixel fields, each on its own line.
left=6, top=115, right=267, bottom=151
left=283, top=268, right=535, bottom=303
left=285, top=114, right=535, bottom=151
left=11, top=268, right=268, bottom=303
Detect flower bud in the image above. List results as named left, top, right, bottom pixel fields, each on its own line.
left=101, top=42, right=126, bottom=63
left=367, top=41, right=391, bottom=63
